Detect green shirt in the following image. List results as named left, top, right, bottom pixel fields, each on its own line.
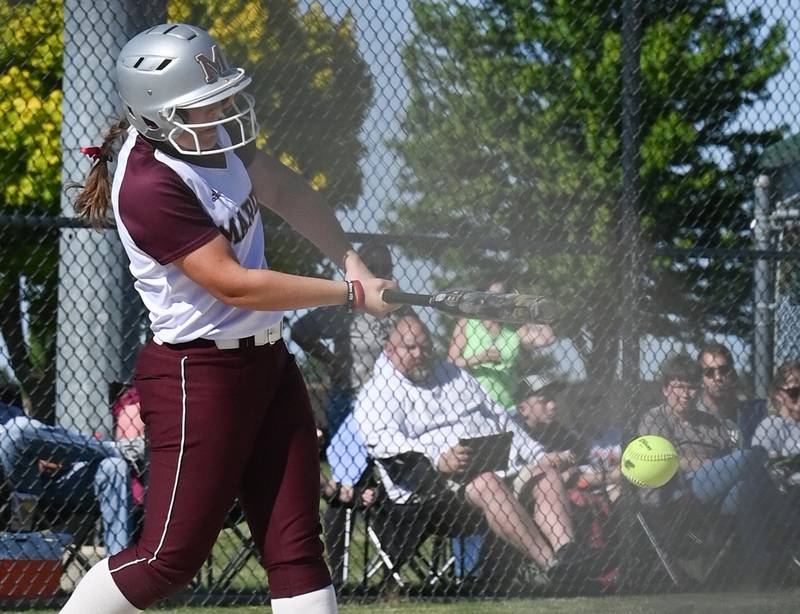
left=462, top=319, right=520, bottom=409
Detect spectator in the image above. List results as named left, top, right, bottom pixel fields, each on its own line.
left=292, top=238, right=397, bottom=437
left=0, top=405, right=133, bottom=555
left=637, top=353, right=782, bottom=572
left=111, top=385, right=147, bottom=507
left=696, top=342, right=762, bottom=446
left=753, top=361, right=800, bottom=487
left=355, top=314, right=579, bottom=575
left=514, top=374, right=621, bottom=492
left=447, top=278, right=555, bottom=410
left=292, top=239, right=401, bottom=586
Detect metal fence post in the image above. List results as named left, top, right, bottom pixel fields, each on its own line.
left=56, top=2, right=165, bottom=432
left=753, top=173, right=773, bottom=399
left=620, top=0, right=643, bottom=402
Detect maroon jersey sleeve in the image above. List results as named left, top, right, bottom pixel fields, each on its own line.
left=118, top=144, right=220, bottom=266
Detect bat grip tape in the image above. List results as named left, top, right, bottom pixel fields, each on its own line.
left=381, top=290, right=432, bottom=306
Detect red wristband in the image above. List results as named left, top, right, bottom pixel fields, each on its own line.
left=351, top=279, right=365, bottom=310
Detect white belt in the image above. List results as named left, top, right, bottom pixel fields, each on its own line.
left=153, top=321, right=283, bottom=350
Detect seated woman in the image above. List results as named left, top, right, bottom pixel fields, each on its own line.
left=753, top=361, right=800, bottom=488
left=447, top=277, right=555, bottom=411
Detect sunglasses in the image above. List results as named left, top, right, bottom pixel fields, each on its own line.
left=781, top=387, right=800, bottom=402
left=668, top=381, right=698, bottom=393
left=702, top=364, right=733, bottom=378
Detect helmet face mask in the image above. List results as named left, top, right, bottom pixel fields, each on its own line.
left=117, top=23, right=259, bottom=155
left=164, top=92, right=258, bottom=155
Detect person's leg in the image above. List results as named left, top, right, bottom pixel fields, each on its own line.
left=689, top=448, right=773, bottom=572
left=94, top=457, right=133, bottom=555
left=464, top=471, right=554, bottom=569
left=238, top=350, right=334, bottom=614
left=62, top=341, right=284, bottom=611
left=688, top=449, right=761, bottom=504
left=44, top=458, right=129, bottom=554
left=0, top=416, right=111, bottom=495
left=271, top=585, right=337, bottom=614
left=528, top=463, right=575, bottom=552
left=60, top=558, right=141, bottom=614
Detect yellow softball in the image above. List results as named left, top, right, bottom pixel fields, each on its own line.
left=621, top=435, right=679, bottom=488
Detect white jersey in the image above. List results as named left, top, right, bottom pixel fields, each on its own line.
left=111, top=126, right=282, bottom=343
left=354, top=354, right=544, bottom=503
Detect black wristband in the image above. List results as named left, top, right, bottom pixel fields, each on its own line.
left=346, top=280, right=356, bottom=311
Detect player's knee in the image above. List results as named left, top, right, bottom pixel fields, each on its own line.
left=145, top=553, right=208, bottom=594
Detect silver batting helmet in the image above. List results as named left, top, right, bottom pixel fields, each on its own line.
left=116, top=23, right=258, bottom=155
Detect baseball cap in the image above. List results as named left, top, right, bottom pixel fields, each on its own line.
left=516, top=373, right=566, bottom=403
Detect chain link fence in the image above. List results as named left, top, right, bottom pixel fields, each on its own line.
left=1, top=0, right=800, bottom=608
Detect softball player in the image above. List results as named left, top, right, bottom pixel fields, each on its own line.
left=61, top=23, right=397, bottom=614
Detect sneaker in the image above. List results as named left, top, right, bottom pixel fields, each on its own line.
left=521, top=561, right=551, bottom=589
left=548, top=543, right=592, bottom=572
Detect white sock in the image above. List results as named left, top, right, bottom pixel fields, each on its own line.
left=270, top=584, right=338, bottom=614
left=59, top=557, right=142, bottom=614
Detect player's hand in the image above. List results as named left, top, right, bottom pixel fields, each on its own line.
left=438, top=444, right=471, bottom=474
left=361, top=277, right=400, bottom=318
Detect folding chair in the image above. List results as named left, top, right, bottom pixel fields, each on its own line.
left=357, top=453, right=486, bottom=591
left=618, top=481, right=735, bottom=592
left=361, top=506, right=457, bottom=589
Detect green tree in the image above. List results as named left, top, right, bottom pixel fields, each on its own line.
left=0, top=0, right=371, bottom=418
left=389, top=0, right=787, bottom=382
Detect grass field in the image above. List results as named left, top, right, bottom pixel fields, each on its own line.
left=8, top=592, right=800, bottom=614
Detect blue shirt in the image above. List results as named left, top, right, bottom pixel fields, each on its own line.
left=0, top=401, right=24, bottom=427
left=326, top=412, right=369, bottom=485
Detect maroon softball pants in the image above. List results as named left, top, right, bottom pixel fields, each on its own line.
left=108, top=339, right=331, bottom=608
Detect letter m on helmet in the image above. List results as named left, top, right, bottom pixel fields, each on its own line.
left=194, top=44, right=228, bottom=84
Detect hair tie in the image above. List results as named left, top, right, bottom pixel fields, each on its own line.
left=80, top=146, right=112, bottom=162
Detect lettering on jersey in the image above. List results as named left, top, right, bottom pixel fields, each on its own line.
left=210, top=189, right=222, bottom=202
left=195, top=45, right=228, bottom=84
left=219, top=191, right=258, bottom=244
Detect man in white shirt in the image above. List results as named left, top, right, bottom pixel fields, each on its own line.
left=354, top=314, right=577, bottom=574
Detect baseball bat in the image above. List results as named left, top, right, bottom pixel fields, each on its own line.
left=381, top=289, right=559, bottom=325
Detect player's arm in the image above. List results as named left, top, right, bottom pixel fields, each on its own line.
left=245, top=149, right=373, bottom=280
left=175, top=235, right=394, bottom=314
